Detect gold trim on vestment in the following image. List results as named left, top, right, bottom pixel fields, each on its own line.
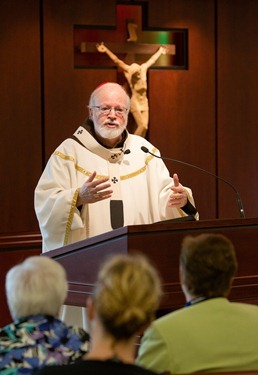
left=177, top=208, right=185, bottom=217
left=64, top=188, right=80, bottom=246
left=54, top=150, right=155, bottom=180
left=55, top=149, right=193, bottom=236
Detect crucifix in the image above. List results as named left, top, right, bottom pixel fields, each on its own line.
left=95, top=42, right=168, bottom=138
left=74, top=2, right=187, bottom=137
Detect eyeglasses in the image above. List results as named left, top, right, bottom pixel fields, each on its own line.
left=92, top=106, right=129, bottom=117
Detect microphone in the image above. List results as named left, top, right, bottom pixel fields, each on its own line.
left=141, top=146, right=245, bottom=218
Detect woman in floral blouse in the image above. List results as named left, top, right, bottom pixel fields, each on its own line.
left=0, top=256, right=90, bottom=374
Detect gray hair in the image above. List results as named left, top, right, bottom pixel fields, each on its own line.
left=6, top=256, right=67, bottom=320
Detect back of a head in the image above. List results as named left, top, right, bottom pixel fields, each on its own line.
left=6, top=256, right=68, bottom=320
left=180, top=233, right=237, bottom=298
left=94, top=253, right=162, bottom=340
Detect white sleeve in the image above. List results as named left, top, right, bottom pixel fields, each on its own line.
left=34, top=151, right=84, bottom=252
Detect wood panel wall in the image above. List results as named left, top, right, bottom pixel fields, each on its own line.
left=147, top=0, right=216, bottom=219
left=217, top=0, right=258, bottom=218
left=2, top=0, right=258, bottom=234
left=1, top=0, right=258, bottom=324
left=0, top=0, right=42, bottom=234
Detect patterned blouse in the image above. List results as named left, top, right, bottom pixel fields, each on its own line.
left=0, top=314, right=90, bottom=375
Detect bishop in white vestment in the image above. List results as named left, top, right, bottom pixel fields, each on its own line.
left=34, top=82, right=198, bottom=328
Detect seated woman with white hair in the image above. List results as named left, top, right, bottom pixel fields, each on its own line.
left=0, top=256, right=90, bottom=373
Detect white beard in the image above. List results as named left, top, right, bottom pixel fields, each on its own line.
left=95, top=122, right=127, bottom=140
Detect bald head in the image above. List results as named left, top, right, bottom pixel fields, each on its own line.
left=89, top=82, right=130, bottom=108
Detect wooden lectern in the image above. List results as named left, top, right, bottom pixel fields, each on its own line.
left=44, top=218, right=258, bottom=315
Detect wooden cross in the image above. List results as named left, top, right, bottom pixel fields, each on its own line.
left=74, top=2, right=187, bottom=69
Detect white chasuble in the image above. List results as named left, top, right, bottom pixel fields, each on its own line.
left=35, top=126, right=198, bottom=329
left=35, top=126, right=198, bottom=253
